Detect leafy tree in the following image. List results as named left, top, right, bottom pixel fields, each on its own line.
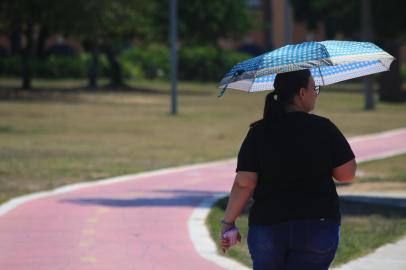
left=70, top=0, right=156, bottom=88
left=148, top=0, right=252, bottom=45
left=0, top=0, right=155, bottom=89
left=0, top=0, right=64, bottom=89
left=0, top=0, right=252, bottom=89
left=292, top=0, right=406, bottom=102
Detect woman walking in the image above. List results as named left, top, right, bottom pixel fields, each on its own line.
left=220, top=69, right=356, bottom=270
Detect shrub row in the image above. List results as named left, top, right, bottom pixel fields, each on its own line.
left=0, top=54, right=111, bottom=78
left=119, top=44, right=251, bottom=81
left=0, top=45, right=251, bottom=82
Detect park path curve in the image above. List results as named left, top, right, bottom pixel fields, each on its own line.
left=0, top=128, right=405, bottom=270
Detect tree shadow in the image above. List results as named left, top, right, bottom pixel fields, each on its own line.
left=211, top=195, right=406, bottom=219
left=340, top=195, right=406, bottom=218
left=59, top=189, right=227, bottom=208
left=0, top=84, right=211, bottom=103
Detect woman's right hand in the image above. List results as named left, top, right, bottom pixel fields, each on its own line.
left=221, top=236, right=230, bottom=253
left=220, top=225, right=241, bottom=253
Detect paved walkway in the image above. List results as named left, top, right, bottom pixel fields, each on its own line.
left=0, top=128, right=405, bottom=270
left=335, top=192, right=406, bottom=270
left=335, top=236, right=406, bottom=270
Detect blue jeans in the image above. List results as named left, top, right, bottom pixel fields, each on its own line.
left=248, top=219, right=340, bottom=270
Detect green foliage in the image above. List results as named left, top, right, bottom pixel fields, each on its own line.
left=0, top=0, right=254, bottom=86
left=0, top=54, right=110, bottom=78
left=119, top=45, right=250, bottom=81
left=178, top=0, right=252, bottom=45
left=119, top=44, right=170, bottom=80
left=34, top=55, right=86, bottom=78
left=178, top=46, right=250, bottom=81
left=401, top=64, right=406, bottom=80
left=147, top=0, right=252, bottom=45
left=1, top=0, right=250, bottom=47
left=294, top=0, right=406, bottom=41
left=0, top=56, right=21, bottom=75
left=178, top=46, right=219, bottom=81
left=0, top=46, right=249, bottom=81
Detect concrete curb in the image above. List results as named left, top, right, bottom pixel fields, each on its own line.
left=188, top=193, right=250, bottom=270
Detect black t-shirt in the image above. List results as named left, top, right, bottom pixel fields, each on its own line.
left=236, top=111, right=355, bottom=225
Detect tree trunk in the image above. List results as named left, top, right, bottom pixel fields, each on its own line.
left=378, top=40, right=405, bottom=102
left=36, top=26, right=49, bottom=59
left=361, top=0, right=375, bottom=110
left=105, top=46, right=123, bottom=87
left=88, top=41, right=99, bottom=89
left=9, top=25, right=22, bottom=55
left=262, top=0, right=272, bottom=50
left=21, top=23, right=34, bottom=90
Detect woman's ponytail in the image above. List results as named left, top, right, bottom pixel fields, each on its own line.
left=263, top=92, right=285, bottom=123
left=262, top=69, right=311, bottom=125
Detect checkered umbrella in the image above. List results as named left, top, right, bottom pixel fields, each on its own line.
left=218, top=40, right=395, bottom=96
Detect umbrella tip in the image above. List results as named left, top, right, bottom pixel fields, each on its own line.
left=218, top=70, right=243, bottom=97
left=218, top=84, right=228, bottom=97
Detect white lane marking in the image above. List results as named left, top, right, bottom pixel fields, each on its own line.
left=355, top=147, right=406, bottom=163
left=349, top=127, right=406, bottom=143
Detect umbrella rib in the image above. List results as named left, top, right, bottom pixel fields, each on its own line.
left=317, top=66, right=325, bottom=86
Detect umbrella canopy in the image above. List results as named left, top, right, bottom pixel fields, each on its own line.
left=218, top=40, right=395, bottom=95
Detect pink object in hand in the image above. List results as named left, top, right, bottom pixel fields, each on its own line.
left=222, top=227, right=240, bottom=246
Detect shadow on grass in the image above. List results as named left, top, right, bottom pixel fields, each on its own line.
left=339, top=198, right=406, bottom=218
left=0, top=84, right=211, bottom=102
left=59, top=189, right=226, bottom=208
left=210, top=196, right=406, bottom=220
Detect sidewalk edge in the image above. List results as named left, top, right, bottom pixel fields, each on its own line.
left=188, top=193, right=250, bottom=270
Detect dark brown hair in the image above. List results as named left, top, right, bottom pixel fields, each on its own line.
left=263, top=69, right=311, bottom=123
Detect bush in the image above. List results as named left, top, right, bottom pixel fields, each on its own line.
left=119, top=45, right=250, bottom=82
left=401, top=64, right=406, bottom=81
left=179, top=46, right=250, bottom=81
left=0, top=53, right=110, bottom=78
left=34, top=55, right=86, bottom=78
left=0, top=46, right=251, bottom=82
left=80, top=53, right=110, bottom=78
left=0, top=56, right=21, bottom=75
left=119, top=44, right=170, bottom=80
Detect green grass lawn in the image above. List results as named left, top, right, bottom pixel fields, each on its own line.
left=0, top=78, right=405, bottom=205
left=207, top=196, right=406, bottom=268
left=356, top=154, right=406, bottom=183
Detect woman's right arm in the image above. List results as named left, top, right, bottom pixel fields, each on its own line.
left=221, top=171, right=257, bottom=252
left=328, top=120, right=356, bottom=182
left=332, top=158, right=357, bottom=182
left=223, top=171, right=258, bottom=224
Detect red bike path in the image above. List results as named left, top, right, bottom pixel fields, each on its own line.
left=0, top=128, right=405, bottom=270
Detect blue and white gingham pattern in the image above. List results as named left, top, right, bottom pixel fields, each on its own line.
left=219, top=40, right=394, bottom=93
left=321, top=41, right=382, bottom=58
left=223, top=42, right=329, bottom=78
